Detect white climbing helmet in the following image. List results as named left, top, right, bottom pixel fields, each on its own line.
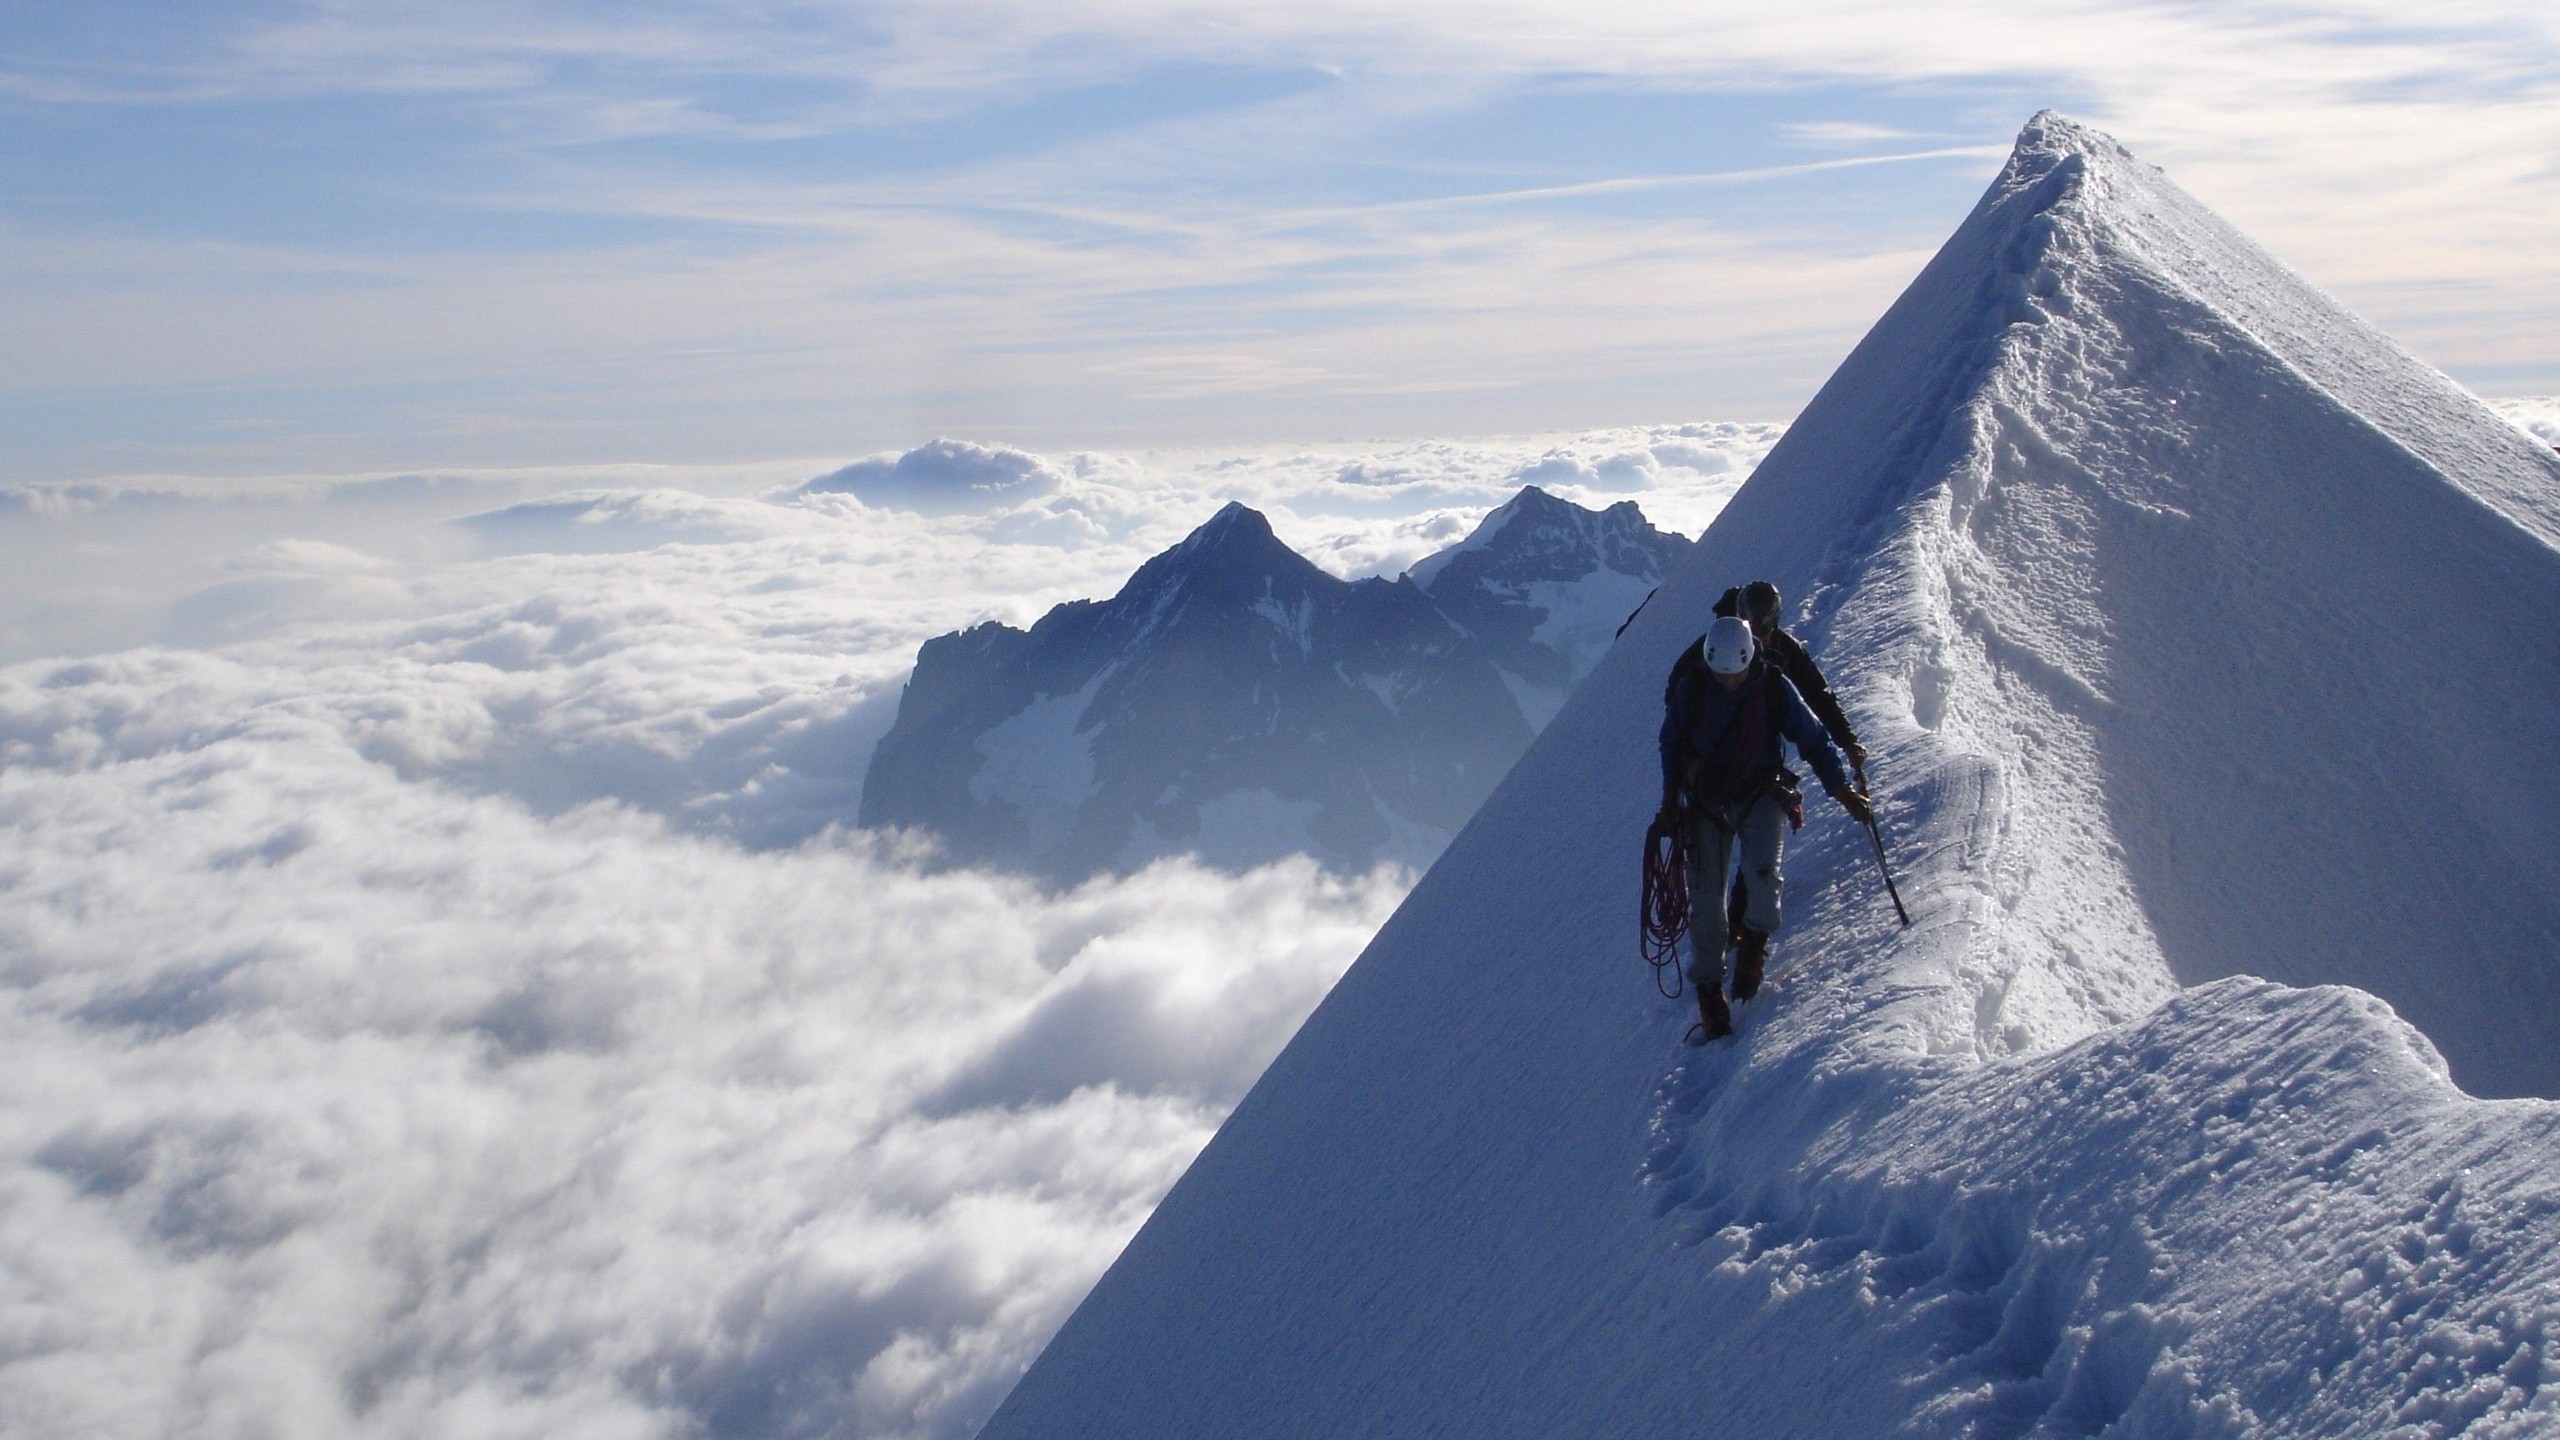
left=1704, top=615, right=1756, bottom=675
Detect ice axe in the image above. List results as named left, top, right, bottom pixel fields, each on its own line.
left=1863, top=810, right=1911, bottom=928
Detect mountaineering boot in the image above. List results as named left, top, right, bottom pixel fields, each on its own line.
left=1689, top=985, right=1733, bottom=1044
left=1732, top=930, right=1769, bottom=1002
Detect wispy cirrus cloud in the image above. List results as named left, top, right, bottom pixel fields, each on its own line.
left=2, top=1, right=2553, bottom=477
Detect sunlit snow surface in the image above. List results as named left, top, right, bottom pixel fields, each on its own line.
left=0, top=426, right=1771, bottom=1436
left=978, top=116, right=2560, bottom=1439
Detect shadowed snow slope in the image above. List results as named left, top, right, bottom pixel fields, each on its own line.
left=975, top=114, right=2560, bottom=1438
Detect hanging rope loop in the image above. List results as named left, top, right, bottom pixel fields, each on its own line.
left=1640, top=808, right=1691, bottom=998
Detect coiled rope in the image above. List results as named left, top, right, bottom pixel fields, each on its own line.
left=1640, top=809, right=1691, bottom=998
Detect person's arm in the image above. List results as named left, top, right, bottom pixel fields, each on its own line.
left=1777, top=677, right=1868, bottom=821
left=1775, top=678, right=1848, bottom=793
left=1774, top=631, right=1860, bottom=756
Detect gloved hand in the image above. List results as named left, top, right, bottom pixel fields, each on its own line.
left=1656, top=795, right=1683, bottom=829
left=1830, top=785, right=1873, bottom=826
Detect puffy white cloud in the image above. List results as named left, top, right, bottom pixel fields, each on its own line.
left=2492, top=396, right=2560, bottom=450
left=0, top=645, right=1406, bottom=1437
left=797, top=441, right=1068, bottom=515
left=0, top=425, right=1764, bottom=1436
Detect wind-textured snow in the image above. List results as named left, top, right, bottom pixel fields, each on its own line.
left=976, top=114, right=2560, bottom=1438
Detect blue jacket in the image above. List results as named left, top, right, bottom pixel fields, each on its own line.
left=1659, top=643, right=1851, bottom=805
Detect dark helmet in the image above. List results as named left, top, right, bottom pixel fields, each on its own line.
left=1738, top=580, right=1782, bottom=628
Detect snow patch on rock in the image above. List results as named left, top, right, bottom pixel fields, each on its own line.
left=969, top=675, right=1105, bottom=849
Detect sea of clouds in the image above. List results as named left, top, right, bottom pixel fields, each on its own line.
left=2494, top=395, right=2560, bottom=450
left=0, top=422, right=1776, bottom=1438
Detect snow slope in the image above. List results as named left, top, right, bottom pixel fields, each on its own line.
left=975, top=114, right=2560, bottom=1437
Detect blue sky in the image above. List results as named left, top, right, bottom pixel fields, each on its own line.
left=3, top=1, right=2556, bottom=481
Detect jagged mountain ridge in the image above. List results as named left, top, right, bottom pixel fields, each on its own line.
left=973, top=113, right=2560, bottom=1438
left=1413, top=486, right=1684, bottom=726
left=861, top=489, right=1689, bottom=880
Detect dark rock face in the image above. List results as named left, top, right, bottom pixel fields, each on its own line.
left=1412, top=487, right=1694, bottom=728
left=861, top=491, right=1691, bottom=881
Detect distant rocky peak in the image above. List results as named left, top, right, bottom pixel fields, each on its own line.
left=1406, top=488, right=1537, bottom=591
left=1190, top=499, right=1269, bottom=542
left=1120, top=502, right=1326, bottom=600
left=1094, top=504, right=1343, bottom=655
left=1408, top=485, right=1688, bottom=594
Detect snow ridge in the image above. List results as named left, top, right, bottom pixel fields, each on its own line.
left=1645, top=979, right=2557, bottom=1438
left=976, top=113, right=2560, bottom=1438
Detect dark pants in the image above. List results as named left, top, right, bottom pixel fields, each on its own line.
left=1684, top=794, right=1786, bottom=990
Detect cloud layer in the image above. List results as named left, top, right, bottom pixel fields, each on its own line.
left=800, top=441, right=1068, bottom=514
left=2493, top=395, right=2560, bottom=449
left=0, top=426, right=1762, bottom=1437
left=0, top=666, right=1403, bottom=1435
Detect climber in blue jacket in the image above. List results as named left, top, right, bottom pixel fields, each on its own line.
left=1659, top=614, right=1870, bottom=1040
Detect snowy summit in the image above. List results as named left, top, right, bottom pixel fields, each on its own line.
left=977, top=114, right=2560, bottom=1436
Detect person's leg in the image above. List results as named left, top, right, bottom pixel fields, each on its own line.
left=1683, top=811, right=1736, bottom=994
left=1738, top=795, right=1787, bottom=934
left=1683, top=809, right=1737, bottom=1037
left=1732, top=797, right=1788, bottom=998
